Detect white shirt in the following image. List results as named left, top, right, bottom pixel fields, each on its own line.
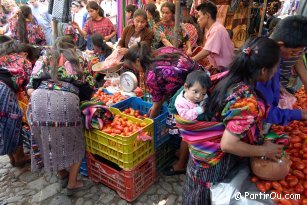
left=100, top=0, right=117, bottom=25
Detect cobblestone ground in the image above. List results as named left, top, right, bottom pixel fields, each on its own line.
left=0, top=155, right=185, bottom=205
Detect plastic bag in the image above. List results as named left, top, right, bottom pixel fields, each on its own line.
left=278, top=86, right=297, bottom=109
left=210, top=162, right=275, bottom=205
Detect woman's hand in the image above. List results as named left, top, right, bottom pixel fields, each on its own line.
left=71, top=21, right=79, bottom=30
left=262, top=140, right=284, bottom=161
left=186, top=48, right=192, bottom=57
left=27, top=89, right=34, bottom=97
left=118, top=48, right=128, bottom=55
left=149, top=101, right=163, bottom=119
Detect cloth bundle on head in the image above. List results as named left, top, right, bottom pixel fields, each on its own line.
left=63, top=25, right=78, bottom=42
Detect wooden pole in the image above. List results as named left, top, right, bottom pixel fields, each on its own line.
left=246, top=0, right=253, bottom=38
left=173, top=0, right=181, bottom=48
left=258, top=0, right=267, bottom=37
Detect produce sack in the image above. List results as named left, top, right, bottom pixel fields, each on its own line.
left=210, top=162, right=275, bottom=205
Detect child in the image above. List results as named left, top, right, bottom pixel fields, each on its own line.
left=91, top=33, right=112, bottom=61
left=174, top=70, right=211, bottom=121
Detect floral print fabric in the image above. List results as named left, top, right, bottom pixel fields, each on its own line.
left=10, top=20, right=46, bottom=46
left=0, top=53, right=32, bottom=91
left=145, top=47, right=202, bottom=102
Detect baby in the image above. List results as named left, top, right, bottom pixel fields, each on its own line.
left=175, top=70, right=211, bottom=121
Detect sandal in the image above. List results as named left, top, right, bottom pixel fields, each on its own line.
left=66, top=180, right=92, bottom=196
left=163, top=165, right=186, bottom=176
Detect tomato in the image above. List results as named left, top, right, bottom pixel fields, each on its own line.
left=303, top=154, right=307, bottom=159
left=293, top=143, right=302, bottom=148
left=140, top=122, right=146, bottom=127
left=113, top=129, right=121, bottom=134
left=287, top=176, right=299, bottom=187
left=272, top=182, right=283, bottom=192
left=293, top=170, right=304, bottom=179
left=304, top=189, right=307, bottom=197
left=279, top=180, right=288, bottom=188
left=279, top=199, right=293, bottom=205
left=295, top=162, right=305, bottom=170
left=251, top=176, right=259, bottom=183
left=115, top=125, right=124, bottom=131
left=303, top=146, right=307, bottom=153
left=256, top=182, right=266, bottom=192
left=294, top=183, right=304, bottom=194
left=290, top=136, right=302, bottom=143
left=264, top=182, right=272, bottom=191
left=303, top=181, right=307, bottom=189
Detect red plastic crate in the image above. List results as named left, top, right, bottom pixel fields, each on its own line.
left=86, top=152, right=156, bottom=202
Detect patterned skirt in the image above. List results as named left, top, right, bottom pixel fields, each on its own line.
left=27, top=89, right=85, bottom=172
left=182, top=154, right=239, bottom=205
left=0, top=82, right=23, bottom=155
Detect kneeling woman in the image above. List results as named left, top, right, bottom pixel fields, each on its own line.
left=182, top=37, right=284, bottom=204
left=27, top=37, right=94, bottom=195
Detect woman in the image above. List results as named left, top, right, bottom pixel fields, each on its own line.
left=152, top=2, right=192, bottom=56
left=182, top=37, right=284, bottom=204
left=0, top=38, right=38, bottom=167
left=125, top=4, right=137, bottom=26
left=145, top=3, right=160, bottom=30
left=117, top=9, right=153, bottom=55
left=72, top=1, right=116, bottom=42
left=182, top=16, right=202, bottom=49
left=124, top=42, right=203, bottom=118
left=10, top=5, right=46, bottom=46
left=26, top=36, right=94, bottom=195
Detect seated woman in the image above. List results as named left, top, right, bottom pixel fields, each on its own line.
left=26, top=36, right=94, bottom=195
left=72, top=1, right=116, bottom=43
left=0, top=38, right=40, bottom=167
left=117, top=9, right=153, bottom=56
left=124, top=42, right=203, bottom=118
left=182, top=37, right=284, bottom=205
left=9, top=5, right=46, bottom=46
left=152, top=2, right=192, bottom=56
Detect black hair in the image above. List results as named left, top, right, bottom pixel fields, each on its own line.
left=0, top=39, right=41, bottom=62
left=17, top=5, right=32, bottom=43
left=227, top=29, right=233, bottom=39
left=268, top=17, right=281, bottom=35
left=133, top=9, right=148, bottom=21
left=146, top=3, right=160, bottom=23
left=208, top=37, right=281, bottom=114
left=185, top=70, right=211, bottom=89
left=161, top=2, right=175, bottom=14
left=182, top=16, right=203, bottom=45
left=124, top=41, right=182, bottom=73
left=270, top=15, right=307, bottom=48
left=86, top=1, right=104, bottom=17
left=0, top=35, right=12, bottom=44
left=91, top=33, right=112, bottom=57
left=125, top=4, right=137, bottom=15
left=196, top=1, right=217, bottom=21
left=50, top=36, right=82, bottom=81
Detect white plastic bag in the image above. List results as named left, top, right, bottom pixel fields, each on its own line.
left=210, top=162, right=276, bottom=205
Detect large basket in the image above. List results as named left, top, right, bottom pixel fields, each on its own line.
left=112, top=97, right=169, bottom=148
left=85, top=107, right=154, bottom=170
left=87, top=152, right=156, bottom=202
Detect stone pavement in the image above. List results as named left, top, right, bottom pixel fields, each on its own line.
left=0, top=155, right=185, bottom=205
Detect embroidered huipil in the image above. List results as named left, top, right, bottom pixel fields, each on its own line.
left=0, top=53, right=32, bottom=91
left=27, top=51, right=94, bottom=91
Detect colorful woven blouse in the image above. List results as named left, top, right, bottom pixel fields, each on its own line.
left=27, top=51, right=94, bottom=91
left=152, top=22, right=188, bottom=49
left=0, top=53, right=32, bottom=91
left=10, top=20, right=46, bottom=46
left=189, top=82, right=266, bottom=168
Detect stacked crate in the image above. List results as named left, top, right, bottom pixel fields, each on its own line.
left=84, top=107, right=156, bottom=202
left=112, top=97, right=176, bottom=173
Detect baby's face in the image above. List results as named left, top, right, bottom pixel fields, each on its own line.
left=184, top=82, right=207, bottom=103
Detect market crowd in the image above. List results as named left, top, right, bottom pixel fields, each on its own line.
left=0, top=0, right=306, bottom=203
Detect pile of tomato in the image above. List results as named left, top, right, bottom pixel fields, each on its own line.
left=251, top=87, right=307, bottom=205
left=122, top=108, right=149, bottom=119
left=92, top=89, right=127, bottom=106
left=101, top=114, right=147, bottom=137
